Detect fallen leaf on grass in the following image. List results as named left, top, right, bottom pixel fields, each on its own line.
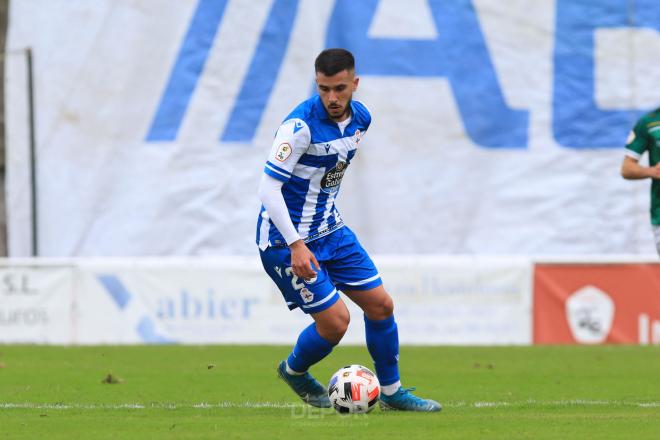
left=101, top=373, right=124, bottom=384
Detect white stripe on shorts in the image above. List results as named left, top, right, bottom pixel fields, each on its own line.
left=343, top=274, right=380, bottom=286
left=301, top=289, right=338, bottom=309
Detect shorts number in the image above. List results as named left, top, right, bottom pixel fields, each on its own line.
left=284, top=267, right=304, bottom=290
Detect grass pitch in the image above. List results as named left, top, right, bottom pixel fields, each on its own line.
left=1, top=345, right=659, bottom=439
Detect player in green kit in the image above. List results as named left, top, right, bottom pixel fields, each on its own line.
left=621, top=108, right=660, bottom=254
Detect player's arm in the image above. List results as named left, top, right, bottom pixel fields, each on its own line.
left=621, top=122, right=660, bottom=179
left=621, top=156, right=660, bottom=180
left=259, top=119, right=320, bottom=279
left=258, top=174, right=300, bottom=244
left=257, top=174, right=319, bottom=279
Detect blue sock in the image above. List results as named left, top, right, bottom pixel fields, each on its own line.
left=286, top=323, right=336, bottom=373
left=364, top=314, right=400, bottom=386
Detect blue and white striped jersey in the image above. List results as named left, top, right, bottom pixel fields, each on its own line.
left=256, top=95, right=371, bottom=250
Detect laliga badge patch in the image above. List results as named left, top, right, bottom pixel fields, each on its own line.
left=275, top=143, right=292, bottom=162
left=626, top=130, right=635, bottom=144
left=354, top=129, right=362, bottom=144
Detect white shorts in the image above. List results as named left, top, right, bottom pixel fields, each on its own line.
left=653, top=226, right=660, bottom=255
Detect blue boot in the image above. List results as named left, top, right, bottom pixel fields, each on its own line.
left=379, top=387, right=442, bottom=412
left=276, top=361, right=331, bottom=408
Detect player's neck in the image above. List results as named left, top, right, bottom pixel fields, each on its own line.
left=330, top=109, right=351, bottom=123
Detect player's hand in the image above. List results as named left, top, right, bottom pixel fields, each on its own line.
left=289, top=240, right=319, bottom=280
left=649, top=163, right=660, bottom=179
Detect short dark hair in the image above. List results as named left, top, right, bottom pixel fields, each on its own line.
left=315, top=48, right=355, bottom=76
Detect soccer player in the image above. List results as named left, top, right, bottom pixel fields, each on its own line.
left=621, top=107, right=660, bottom=255
left=256, top=48, right=441, bottom=412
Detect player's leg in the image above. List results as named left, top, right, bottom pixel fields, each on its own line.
left=343, top=285, right=441, bottom=412
left=275, top=299, right=349, bottom=408
left=286, top=299, right=349, bottom=374
left=339, top=286, right=399, bottom=393
left=342, top=285, right=398, bottom=390
left=324, top=228, right=400, bottom=391
left=260, top=243, right=342, bottom=408
left=328, top=227, right=441, bottom=412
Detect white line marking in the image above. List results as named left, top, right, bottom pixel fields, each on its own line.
left=456, top=400, right=660, bottom=409
left=1, top=400, right=659, bottom=410
left=473, top=401, right=508, bottom=408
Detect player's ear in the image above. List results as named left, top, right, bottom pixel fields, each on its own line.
left=353, top=76, right=359, bottom=92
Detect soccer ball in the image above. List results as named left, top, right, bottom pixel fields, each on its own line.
left=327, top=364, right=380, bottom=414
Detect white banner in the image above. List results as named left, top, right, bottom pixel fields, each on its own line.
left=0, top=262, right=74, bottom=343
left=376, top=256, right=533, bottom=344
left=6, top=0, right=660, bottom=257
left=0, top=257, right=533, bottom=345
left=74, top=258, right=309, bottom=344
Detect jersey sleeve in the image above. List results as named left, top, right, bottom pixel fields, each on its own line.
left=263, top=118, right=311, bottom=182
left=625, top=119, right=651, bottom=159
left=353, top=99, right=372, bottom=132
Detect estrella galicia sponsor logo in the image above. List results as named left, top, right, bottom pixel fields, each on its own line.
left=565, top=285, right=615, bottom=344
left=320, top=161, right=348, bottom=194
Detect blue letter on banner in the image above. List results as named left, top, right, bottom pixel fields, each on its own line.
left=146, top=0, right=229, bottom=142
left=553, top=0, right=660, bottom=148
left=324, top=0, right=529, bottom=148
left=221, top=0, right=299, bottom=143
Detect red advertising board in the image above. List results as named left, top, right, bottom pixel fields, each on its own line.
left=534, top=264, right=660, bottom=344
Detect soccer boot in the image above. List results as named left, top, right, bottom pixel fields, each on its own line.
left=276, top=360, right=331, bottom=408
left=379, top=387, right=442, bottom=412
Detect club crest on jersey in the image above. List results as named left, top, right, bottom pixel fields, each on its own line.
left=300, top=288, right=314, bottom=303
left=320, top=161, right=348, bottom=194
left=275, top=143, right=292, bottom=162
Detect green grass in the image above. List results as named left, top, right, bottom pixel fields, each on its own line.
left=1, top=345, right=660, bottom=439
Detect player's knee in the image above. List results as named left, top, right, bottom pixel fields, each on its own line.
left=330, top=308, right=350, bottom=340
left=317, top=306, right=350, bottom=343
left=320, top=324, right=347, bottom=344
left=382, top=295, right=394, bottom=317
left=366, top=294, right=394, bottom=320
left=378, top=295, right=394, bottom=319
